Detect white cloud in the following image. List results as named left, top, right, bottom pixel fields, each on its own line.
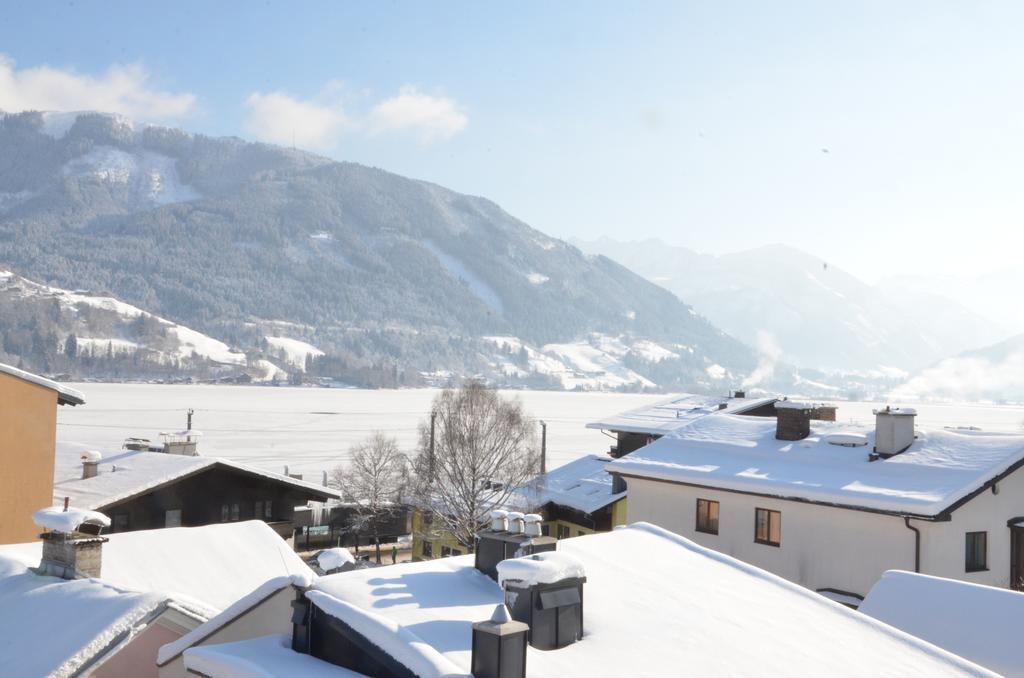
left=368, top=86, right=468, bottom=142
left=0, top=55, right=195, bottom=121
left=243, top=84, right=468, bottom=150
left=244, top=90, right=349, bottom=151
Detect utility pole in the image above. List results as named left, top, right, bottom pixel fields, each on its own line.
left=186, top=408, right=194, bottom=431
left=540, top=421, right=547, bottom=475
left=429, top=411, right=437, bottom=480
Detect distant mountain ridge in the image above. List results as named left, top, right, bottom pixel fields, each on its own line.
left=574, top=237, right=1007, bottom=374
left=0, top=111, right=759, bottom=391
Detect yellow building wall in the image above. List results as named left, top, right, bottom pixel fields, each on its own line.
left=0, top=374, right=59, bottom=543
left=611, top=497, right=628, bottom=528
left=410, top=509, right=467, bottom=560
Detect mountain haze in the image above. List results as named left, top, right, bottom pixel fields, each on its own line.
left=575, top=237, right=1006, bottom=374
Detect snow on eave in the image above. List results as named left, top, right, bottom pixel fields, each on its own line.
left=157, top=574, right=311, bottom=666
left=0, top=361, right=85, bottom=405
left=513, top=454, right=625, bottom=515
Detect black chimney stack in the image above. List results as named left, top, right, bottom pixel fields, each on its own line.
left=471, top=604, right=529, bottom=678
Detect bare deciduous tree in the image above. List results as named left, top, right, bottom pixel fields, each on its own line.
left=412, top=381, right=540, bottom=551
left=329, top=431, right=409, bottom=563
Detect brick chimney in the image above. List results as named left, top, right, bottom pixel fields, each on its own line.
left=81, top=450, right=102, bottom=479
left=33, top=505, right=110, bottom=580
left=774, top=401, right=813, bottom=441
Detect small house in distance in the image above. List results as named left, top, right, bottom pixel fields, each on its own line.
left=0, top=362, right=84, bottom=543
left=167, top=523, right=990, bottom=677
left=52, top=442, right=340, bottom=541
left=511, top=454, right=627, bottom=539
left=586, top=391, right=780, bottom=457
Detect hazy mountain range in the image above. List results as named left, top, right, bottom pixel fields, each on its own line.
left=573, top=237, right=1008, bottom=374
left=0, top=110, right=763, bottom=392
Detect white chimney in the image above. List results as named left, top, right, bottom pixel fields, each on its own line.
left=490, top=509, right=509, bottom=532
left=523, top=514, right=543, bottom=537
left=506, top=512, right=525, bottom=535
left=874, top=406, right=917, bottom=457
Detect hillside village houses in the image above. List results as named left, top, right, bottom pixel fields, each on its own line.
left=0, top=362, right=84, bottom=543
left=605, top=398, right=1024, bottom=600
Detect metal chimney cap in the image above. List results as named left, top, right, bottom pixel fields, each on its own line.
left=491, top=604, right=513, bottom=624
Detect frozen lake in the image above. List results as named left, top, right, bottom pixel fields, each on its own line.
left=57, top=384, right=1024, bottom=480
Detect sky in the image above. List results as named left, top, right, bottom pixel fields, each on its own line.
left=2, top=1, right=1024, bottom=284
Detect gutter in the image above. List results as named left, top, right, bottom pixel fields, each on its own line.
left=903, top=517, right=920, bottom=573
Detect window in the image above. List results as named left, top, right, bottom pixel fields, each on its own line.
left=230, top=503, right=240, bottom=521
left=755, top=508, right=781, bottom=546
left=541, top=523, right=550, bottom=537
left=221, top=504, right=229, bottom=522
left=254, top=501, right=263, bottom=519
left=557, top=524, right=571, bottom=540
left=165, top=509, right=182, bottom=528
left=422, top=540, right=433, bottom=558
left=264, top=500, right=273, bottom=518
left=966, top=531, right=988, bottom=572
left=112, top=513, right=129, bottom=532
left=441, top=545, right=462, bottom=557
left=696, top=499, right=719, bottom=535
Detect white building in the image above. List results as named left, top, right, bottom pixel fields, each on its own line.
left=608, top=402, right=1024, bottom=600
left=167, top=522, right=990, bottom=676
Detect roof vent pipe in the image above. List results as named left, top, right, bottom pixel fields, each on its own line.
left=506, top=512, right=525, bottom=535
left=523, top=514, right=543, bottom=538
left=490, top=510, right=509, bottom=532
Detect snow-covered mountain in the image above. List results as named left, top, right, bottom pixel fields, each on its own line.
left=0, top=111, right=760, bottom=391
left=574, top=238, right=1007, bottom=374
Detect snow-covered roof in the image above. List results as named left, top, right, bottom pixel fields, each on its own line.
left=157, top=573, right=311, bottom=666
left=0, top=554, right=163, bottom=677
left=183, top=635, right=363, bottom=678
left=607, top=413, right=1024, bottom=517
left=0, top=361, right=85, bottom=405
left=0, top=520, right=314, bottom=619
left=51, top=443, right=340, bottom=511
left=586, top=393, right=776, bottom=436
left=860, top=570, right=1024, bottom=677
left=511, top=454, right=624, bottom=514
left=317, top=547, right=355, bottom=572
left=306, top=523, right=988, bottom=676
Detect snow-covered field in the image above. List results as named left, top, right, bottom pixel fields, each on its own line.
left=56, top=384, right=1024, bottom=481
